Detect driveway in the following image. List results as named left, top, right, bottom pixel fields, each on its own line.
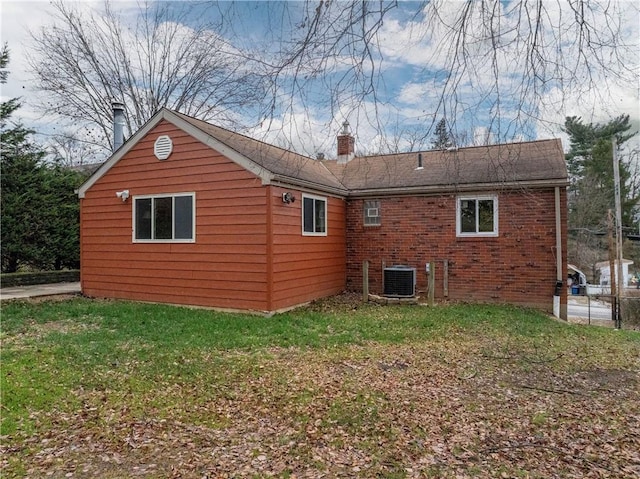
left=568, top=296, right=613, bottom=323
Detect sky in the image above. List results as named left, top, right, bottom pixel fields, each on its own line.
left=1, top=0, right=639, bottom=162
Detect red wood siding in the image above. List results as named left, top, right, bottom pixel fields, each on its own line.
left=346, top=189, right=568, bottom=312
left=81, top=120, right=270, bottom=311
left=269, top=186, right=346, bottom=311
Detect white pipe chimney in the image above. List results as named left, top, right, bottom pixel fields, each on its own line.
left=112, top=102, right=125, bottom=152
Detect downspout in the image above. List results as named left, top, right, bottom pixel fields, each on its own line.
left=554, top=186, right=566, bottom=319
left=79, top=197, right=84, bottom=295
left=266, top=186, right=274, bottom=313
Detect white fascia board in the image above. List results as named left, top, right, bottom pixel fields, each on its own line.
left=166, top=111, right=273, bottom=185
left=270, top=174, right=348, bottom=198
left=77, top=109, right=176, bottom=198
left=77, top=109, right=273, bottom=198
left=77, top=109, right=172, bottom=198
left=347, top=178, right=569, bottom=198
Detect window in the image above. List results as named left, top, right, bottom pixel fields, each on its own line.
left=363, top=199, right=381, bottom=226
left=456, top=196, right=498, bottom=237
left=302, top=194, right=327, bottom=235
left=133, top=193, right=195, bottom=242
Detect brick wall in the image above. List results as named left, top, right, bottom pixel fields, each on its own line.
left=346, top=188, right=567, bottom=312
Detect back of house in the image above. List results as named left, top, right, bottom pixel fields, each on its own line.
left=78, top=108, right=568, bottom=316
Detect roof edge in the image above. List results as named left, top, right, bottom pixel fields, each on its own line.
left=270, top=174, right=349, bottom=197
left=77, top=109, right=171, bottom=198
left=168, top=112, right=273, bottom=184
left=347, top=178, right=569, bottom=198
left=353, top=137, right=564, bottom=161
left=77, top=108, right=275, bottom=198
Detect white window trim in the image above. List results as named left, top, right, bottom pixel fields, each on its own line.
left=363, top=199, right=381, bottom=226
left=301, top=193, right=328, bottom=236
left=132, top=192, right=196, bottom=243
left=456, top=195, right=499, bottom=237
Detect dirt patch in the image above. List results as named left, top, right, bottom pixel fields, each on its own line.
left=575, top=368, right=638, bottom=387
left=305, top=291, right=365, bottom=312
left=11, top=293, right=81, bottom=304
left=3, top=318, right=102, bottom=348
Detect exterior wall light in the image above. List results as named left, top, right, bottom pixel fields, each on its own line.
left=116, top=190, right=130, bottom=202
left=282, top=192, right=295, bottom=204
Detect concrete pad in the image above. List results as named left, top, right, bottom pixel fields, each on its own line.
left=0, top=282, right=81, bottom=301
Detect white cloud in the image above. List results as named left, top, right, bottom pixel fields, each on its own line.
left=1, top=0, right=638, bottom=155
left=379, top=0, right=639, bottom=147
left=1, top=1, right=56, bottom=123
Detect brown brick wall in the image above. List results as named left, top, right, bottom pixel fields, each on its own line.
left=346, top=188, right=567, bottom=312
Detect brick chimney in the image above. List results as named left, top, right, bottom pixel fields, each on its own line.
left=337, top=121, right=355, bottom=164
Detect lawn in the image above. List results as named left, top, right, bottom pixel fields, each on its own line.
left=1, top=295, right=639, bottom=478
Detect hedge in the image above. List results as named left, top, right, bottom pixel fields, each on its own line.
left=0, top=270, right=80, bottom=288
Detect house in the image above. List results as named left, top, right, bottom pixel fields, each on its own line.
left=77, top=108, right=568, bottom=318
left=595, top=259, right=634, bottom=289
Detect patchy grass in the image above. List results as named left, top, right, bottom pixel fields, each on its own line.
left=1, top=296, right=639, bottom=478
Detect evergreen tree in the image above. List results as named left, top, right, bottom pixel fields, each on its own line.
left=40, top=165, right=84, bottom=270
left=1, top=45, right=83, bottom=272
left=564, top=115, right=635, bottom=178
left=563, top=115, right=638, bottom=230
left=431, top=118, right=454, bottom=149
left=1, top=45, right=44, bottom=272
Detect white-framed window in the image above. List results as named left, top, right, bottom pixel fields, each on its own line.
left=363, top=199, right=381, bottom=226
left=456, top=195, right=498, bottom=237
left=302, top=194, right=327, bottom=236
left=133, top=193, right=195, bottom=242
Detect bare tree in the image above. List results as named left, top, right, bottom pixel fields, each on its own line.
left=27, top=1, right=638, bottom=156
left=28, top=0, right=267, bottom=155
left=261, top=0, right=638, bottom=145
left=45, top=133, right=102, bottom=167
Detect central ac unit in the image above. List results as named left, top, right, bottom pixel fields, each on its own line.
left=383, top=266, right=416, bottom=297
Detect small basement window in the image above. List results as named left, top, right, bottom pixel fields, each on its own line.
left=363, top=199, right=381, bottom=226
left=302, top=194, right=327, bottom=236
left=134, top=193, right=195, bottom=242
left=456, top=195, right=498, bottom=237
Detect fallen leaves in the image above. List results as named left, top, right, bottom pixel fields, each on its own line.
left=2, top=303, right=639, bottom=478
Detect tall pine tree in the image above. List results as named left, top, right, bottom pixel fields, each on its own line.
left=431, top=118, right=454, bottom=149
left=1, top=45, right=83, bottom=272
left=563, top=115, right=637, bottom=229
left=1, top=45, right=47, bottom=272
left=563, top=114, right=639, bottom=273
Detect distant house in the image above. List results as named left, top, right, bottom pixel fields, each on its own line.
left=596, top=259, right=634, bottom=289
left=77, top=108, right=569, bottom=317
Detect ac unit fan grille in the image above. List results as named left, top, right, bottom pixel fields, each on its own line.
left=383, top=266, right=416, bottom=297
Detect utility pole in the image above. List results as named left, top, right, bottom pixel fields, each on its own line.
left=612, top=137, right=623, bottom=328
left=607, top=209, right=618, bottom=323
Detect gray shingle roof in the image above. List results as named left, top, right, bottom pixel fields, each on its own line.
left=324, top=139, right=567, bottom=194
left=78, top=108, right=568, bottom=199
left=174, top=112, right=346, bottom=192
left=177, top=111, right=567, bottom=195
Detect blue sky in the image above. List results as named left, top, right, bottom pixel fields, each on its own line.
left=1, top=0, right=639, bottom=161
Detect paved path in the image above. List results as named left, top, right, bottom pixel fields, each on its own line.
left=0, top=282, right=81, bottom=301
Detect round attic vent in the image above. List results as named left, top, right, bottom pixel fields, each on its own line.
left=154, top=135, right=173, bottom=160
